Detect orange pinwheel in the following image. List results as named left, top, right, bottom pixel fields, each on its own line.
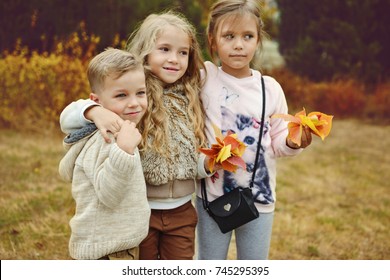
left=199, top=124, right=247, bottom=173
left=272, top=108, right=333, bottom=146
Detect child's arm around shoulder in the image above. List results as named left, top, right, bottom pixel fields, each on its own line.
left=60, top=99, right=124, bottom=143
left=60, top=99, right=98, bottom=134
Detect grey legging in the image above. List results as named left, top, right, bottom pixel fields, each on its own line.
left=195, top=196, right=274, bottom=260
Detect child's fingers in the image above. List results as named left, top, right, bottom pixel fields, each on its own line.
left=300, top=126, right=312, bottom=148
left=114, top=119, right=124, bottom=131
left=100, top=128, right=112, bottom=143
left=286, top=138, right=300, bottom=149
left=120, top=120, right=136, bottom=131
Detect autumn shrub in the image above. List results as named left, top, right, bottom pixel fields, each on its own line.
left=370, top=82, right=390, bottom=119
left=1, top=37, right=389, bottom=133
left=265, top=68, right=311, bottom=111
left=0, top=32, right=101, bottom=131
left=311, top=79, right=366, bottom=118
left=0, top=51, right=89, bottom=131
left=269, top=68, right=388, bottom=119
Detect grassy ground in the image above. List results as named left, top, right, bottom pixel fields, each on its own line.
left=1, top=119, right=389, bottom=260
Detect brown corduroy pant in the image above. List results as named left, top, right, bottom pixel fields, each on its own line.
left=139, top=200, right=198, bottom=260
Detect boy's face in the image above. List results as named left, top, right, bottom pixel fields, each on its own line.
left=91, top=68, right=147, bottom=125
left=147, top=25, right=190, bottom=84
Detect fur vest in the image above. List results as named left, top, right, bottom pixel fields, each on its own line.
left=141, top=84, right=198, bottom=191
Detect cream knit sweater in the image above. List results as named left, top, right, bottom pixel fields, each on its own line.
left=59, top=85, right=208, bottom=198
left=59, top=131, right=150, bottom=260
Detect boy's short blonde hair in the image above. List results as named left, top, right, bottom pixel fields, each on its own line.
left=87, top=48, right=143, bottom=94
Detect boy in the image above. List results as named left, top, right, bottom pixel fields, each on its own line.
left=59, top=48, right=150, bottom=260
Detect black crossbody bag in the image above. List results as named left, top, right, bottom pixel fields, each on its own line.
left=201, top=76, right=266, bottom=234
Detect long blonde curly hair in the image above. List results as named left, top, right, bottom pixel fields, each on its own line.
left=127, top=11, right=206, bottom=156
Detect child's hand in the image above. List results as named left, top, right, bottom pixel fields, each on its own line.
left=286, top=126, right=312, bottom=149
left=116, top=120, right=142, bottom=155
left=203, top=156, right=223, bottom=174
left=272, top=108, right=332, bottom=148
left=85, top=106, right=124, bottom=143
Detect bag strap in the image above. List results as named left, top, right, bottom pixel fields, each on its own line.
left=201, top=178, right=210, bottom=210
left=249, top=76, right=266, bottom=188
left=201, top=76, right=266, bottom=208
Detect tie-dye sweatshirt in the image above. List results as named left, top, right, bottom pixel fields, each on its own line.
left=197, top=61, right=302, bottom=213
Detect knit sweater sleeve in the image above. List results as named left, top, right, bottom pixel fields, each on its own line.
left=82, top=135, right=142, bottom=209
left=60, top=99, right=99, bottom=134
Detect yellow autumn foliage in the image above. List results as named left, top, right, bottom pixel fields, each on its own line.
left=0, top=51, right=89, bottom=131
left=1, top=32, right=389, bottom=133
left=0, top=31, right=102, bottom=131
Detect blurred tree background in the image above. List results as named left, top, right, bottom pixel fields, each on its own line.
left=1, top=0, right=389, bottom=130
left=1, top=0, right=388, bottom=83
left=277, top=0, right=390, bottom=83
left=0, top=0, right=205, bottom=53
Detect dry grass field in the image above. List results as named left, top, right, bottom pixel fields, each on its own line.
left=0, top=119, right=389, bottom=260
